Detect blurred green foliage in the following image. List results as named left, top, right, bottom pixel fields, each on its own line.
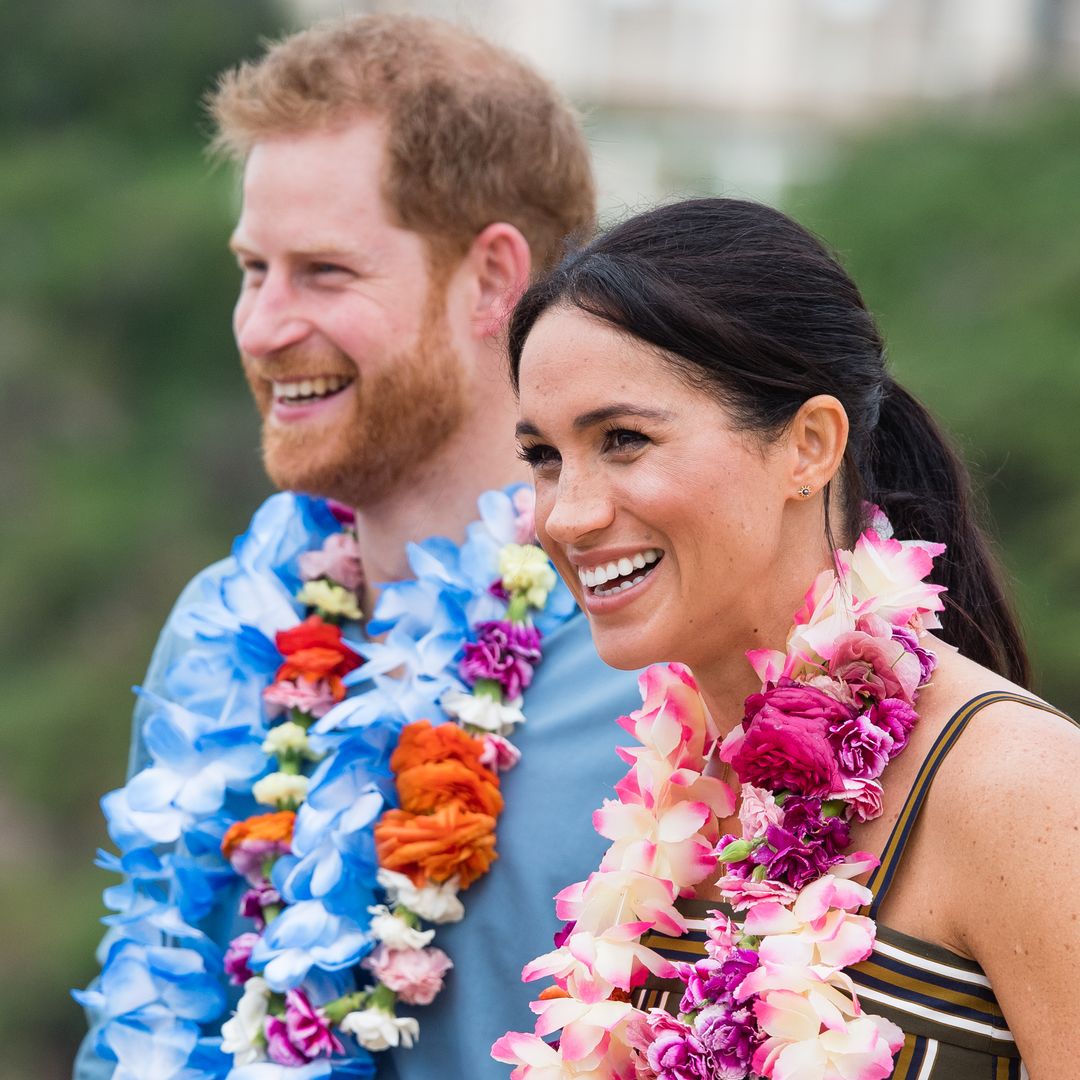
left=0, top=3, right=289, bottom=1077
left=786, top=97, right=1080, bottom=713
left=2, top=5, right=1078, bottom=1078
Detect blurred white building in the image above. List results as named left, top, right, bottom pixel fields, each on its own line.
left=293, top=0, right=1080, bottom=207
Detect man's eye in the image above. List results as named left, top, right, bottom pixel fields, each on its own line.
left=517, top=443, right=560, bottom=470
left=312, top=263, right=351, bottom=276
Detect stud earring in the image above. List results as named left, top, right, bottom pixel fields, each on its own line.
left=798, top=486, right=812, bottom=498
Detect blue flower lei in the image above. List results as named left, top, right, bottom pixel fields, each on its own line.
left=75, top=485, right=575, bottom=1079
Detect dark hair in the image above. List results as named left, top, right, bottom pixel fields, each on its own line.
left=508, top=198, right=1030, bottom=687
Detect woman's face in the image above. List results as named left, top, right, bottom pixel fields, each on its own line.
left=516, top=307, right=795, bottom=674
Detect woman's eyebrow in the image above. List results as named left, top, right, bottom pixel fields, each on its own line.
left=571, top=404, right=674, bottom=430
left=517, top=404, right=673, bottom=441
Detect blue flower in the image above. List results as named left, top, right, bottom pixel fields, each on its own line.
left=98, top=1014, right=205, bottom=1080
left=250, top=900, right=372, bottom=990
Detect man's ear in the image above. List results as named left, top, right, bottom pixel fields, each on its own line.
left=466, top=223, right=532, bottom=339
left=789, top=394, right=849, bottom=499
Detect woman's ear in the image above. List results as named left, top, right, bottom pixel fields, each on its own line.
left=466, top=222, right=532, bottom=339
left=789, top=394, right=849, bottom=499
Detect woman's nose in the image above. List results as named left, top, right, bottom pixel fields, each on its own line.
left=542, top=470, right=616, bottom=546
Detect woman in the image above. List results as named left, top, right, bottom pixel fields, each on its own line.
left=502, top=199, right=1079, bottom=1077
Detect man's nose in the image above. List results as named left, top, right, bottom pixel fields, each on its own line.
left=234, top=272, right=311, bottom=358
left=542, top=469, right=616, bottom=546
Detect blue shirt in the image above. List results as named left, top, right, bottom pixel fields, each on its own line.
left=75, top=557, right=642, bottom=1079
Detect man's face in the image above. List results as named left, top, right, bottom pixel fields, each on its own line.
left=230, top=118, right=466, bottom=507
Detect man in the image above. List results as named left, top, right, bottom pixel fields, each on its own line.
left=75, top=15, right=641, bottom=1080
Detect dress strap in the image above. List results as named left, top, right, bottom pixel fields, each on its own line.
left=861, top=690, right=1073, bottom=919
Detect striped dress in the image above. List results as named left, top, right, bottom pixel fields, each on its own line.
left=633, top=691, right=1074, bottom=1079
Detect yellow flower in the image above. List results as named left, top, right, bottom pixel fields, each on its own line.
left=498, top=543, right=556, bottom=609
left=296, top=579, right=363, bottom=621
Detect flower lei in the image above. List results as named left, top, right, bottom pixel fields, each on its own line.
left=494, top=519, right=945, bottom=1080
left=77, top=485, right=575, bottom=1078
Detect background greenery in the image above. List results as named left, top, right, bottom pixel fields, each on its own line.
left=3, top=3, right=1077, bottom=1077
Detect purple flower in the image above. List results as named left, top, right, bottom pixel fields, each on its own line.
left=828, top=711, right=895, bottom=780
left=869, top=697, right=919, bottom=755
left=223, top=932, right=260, bottom=985
left=240, top=881, right=282, bottom=930
left=754, top=825, right=843, bottom=890
left=487, top=580, right=511, bottom=602
left=893, top=624, right=938, bottom=686
left=695, top=1004, right=760, bottom=1079
left=645, top=1013, right=712, bottom=1080
left=752, top=795, right=851, bottom=889
left=284, top=988, right=344, bottom=1059
left=460, top=620, right=543, bottom=699
left=264, top=1015, right=309, bottom=1066
left=677, top=949, right=759, bottom=1013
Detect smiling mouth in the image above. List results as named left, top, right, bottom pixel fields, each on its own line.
left=272, top=375, right=355, bottom=405
left=577, top=549, right=663, bottom=597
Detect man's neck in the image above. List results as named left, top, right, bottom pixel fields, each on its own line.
left=352, top=413, right=529, bottom=613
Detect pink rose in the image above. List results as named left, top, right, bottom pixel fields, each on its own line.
left=829, top=620, right=920, bottom=704
left=828, top=776, right=884, bottom=823
left=364, top=945, right=453, bottom=1006
left=725, top=683, right=849, bottom=796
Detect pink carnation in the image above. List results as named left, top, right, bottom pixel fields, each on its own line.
left=263, top=676, right=338, bottom=719
left=828, top=712, right=895, bottom=781
left=725, top=683, right=850, bottom=796
left=737, top=786, right=785, bottom=838
left=716, top=873, right=797, bottom=912
left=299, top=531, right=363, bottom=590
left=364, top=945, right=453, bottom=1006
left=479, top=733, right=521, bottom=773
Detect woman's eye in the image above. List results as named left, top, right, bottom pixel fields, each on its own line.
left=604, top=428, right=648, bottom=454
left=517, top=443, right=560, bottom=471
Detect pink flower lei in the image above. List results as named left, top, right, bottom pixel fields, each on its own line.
left=493, top=522, right=945, bottom=1080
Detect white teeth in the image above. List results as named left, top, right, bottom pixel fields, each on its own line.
left=576, top=550, right=663, bottom=592
left=272, top=376, right=352, bottom=402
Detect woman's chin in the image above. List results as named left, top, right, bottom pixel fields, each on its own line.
left=592, top=630, right=674, bottom=673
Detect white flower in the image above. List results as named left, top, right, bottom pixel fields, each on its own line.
left=220, top=976, right=270, bottom=1065
left=367, top=904, right=435, bottom=950
left=377, top=869, right=465, bottom=924
left=252, top=770, right=309, bottom=808
left=261, top=721, right=321, bottom=761
left=440, top=689, right=525, bottom=735
left=339, top=1007, right=420, bottom=1051
left=498, top=543, right=556, bottom=608
left=296, top=579, right=363, bottom=621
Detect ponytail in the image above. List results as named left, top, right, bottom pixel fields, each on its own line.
left=862, top=379, right=1031, bottom=687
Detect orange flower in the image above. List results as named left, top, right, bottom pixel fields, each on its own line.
left=396, top=759, right=504, bottom=817
left=374, top=804, right=497, bottom=889
left=221, top=810, right=296, bottom=858
left=273, top=615, right=360, bottom=699
left=390, top=718, right=488, bottom=776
